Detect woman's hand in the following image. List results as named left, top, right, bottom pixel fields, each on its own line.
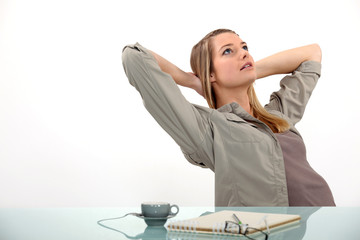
left=186, top=72, right=204, bottom=97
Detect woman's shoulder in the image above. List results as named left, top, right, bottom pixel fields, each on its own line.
left=192, top=103, right=216, bottom=119
left=191, top=103, right=232, bottom=126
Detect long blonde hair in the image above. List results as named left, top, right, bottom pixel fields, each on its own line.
left=190, top=29, right=289, bottom=133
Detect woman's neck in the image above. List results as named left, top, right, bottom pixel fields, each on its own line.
left=215, top=87, right=253, bottom=116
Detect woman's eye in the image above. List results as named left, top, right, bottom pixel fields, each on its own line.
left=243, top=45, right=249, bottom=51
left=223, top=48, right=232, bottom=55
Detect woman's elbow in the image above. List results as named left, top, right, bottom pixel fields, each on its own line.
left=122, top=44, right=146, bottom=89
left=309, top=43, right=322, bottom=63
left=122, top=45, right=141, bottom=70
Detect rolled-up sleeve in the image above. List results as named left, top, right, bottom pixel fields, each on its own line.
left=122, top=43, right=214, bottom=168
left=265, top=61, right=321, bottom=125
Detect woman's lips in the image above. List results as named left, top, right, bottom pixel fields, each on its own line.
left=240, top=62, right=253, bottom=71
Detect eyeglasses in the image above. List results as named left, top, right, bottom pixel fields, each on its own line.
left=224, top=221, right=269, bottom=240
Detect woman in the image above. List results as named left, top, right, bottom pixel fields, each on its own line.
left=122, top=29, right=335, bottom=206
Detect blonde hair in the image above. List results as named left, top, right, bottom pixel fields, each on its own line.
left=190, top=29, right=289, bottom=133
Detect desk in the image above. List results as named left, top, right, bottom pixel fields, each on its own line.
left=0, top=207, right=359, bottom=239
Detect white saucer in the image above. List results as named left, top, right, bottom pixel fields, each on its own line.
left=135, top=214, right=176, bottom=226
left=136, top=214, right=176, bottom=220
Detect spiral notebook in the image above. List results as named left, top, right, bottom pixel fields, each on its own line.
left=167, top=210, right=301, bottom=237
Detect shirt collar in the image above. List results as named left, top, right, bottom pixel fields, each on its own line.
left=217, top=102, right=246, bottom=115
left=217, top=102, right=257, bottom=121
left=216, top=103, right=233, bottom=113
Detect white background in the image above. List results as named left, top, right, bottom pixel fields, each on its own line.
left=1, top=0, right=359, bottom=207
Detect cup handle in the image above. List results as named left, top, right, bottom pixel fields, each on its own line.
left=169, top=204, right=179, bottom=216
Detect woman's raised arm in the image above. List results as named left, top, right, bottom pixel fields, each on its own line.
left=261, top=44, right=322, bottom=124
left=255, top=44, right=322, bottom=80
left=149, top=50, right=204, bottom=96
left=122, top=43, right=214, bottom=169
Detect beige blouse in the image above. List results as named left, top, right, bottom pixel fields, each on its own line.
left=122, top=42, right=333, bottom=206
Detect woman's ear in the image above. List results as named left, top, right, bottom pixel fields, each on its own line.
left=210, top=73, right=216, bottom=83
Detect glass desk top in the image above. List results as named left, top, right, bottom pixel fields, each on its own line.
left=0, top=207, right=359, bottom=240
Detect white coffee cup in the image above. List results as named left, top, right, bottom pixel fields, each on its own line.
left=141, top=202, right=179, bottom=218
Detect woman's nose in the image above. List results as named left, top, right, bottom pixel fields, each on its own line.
left=239, top=49, right=248, bottom=60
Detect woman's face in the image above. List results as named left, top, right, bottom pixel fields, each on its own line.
left=210, top=32, right=256, bottom=89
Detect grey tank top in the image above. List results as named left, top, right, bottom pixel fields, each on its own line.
left=275, top=131, right=335, bottom=206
